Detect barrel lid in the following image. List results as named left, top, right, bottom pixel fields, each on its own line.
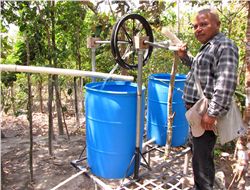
left=85, top=81, right=145, bottom=94
left=148, top=73, right=186, bottom=81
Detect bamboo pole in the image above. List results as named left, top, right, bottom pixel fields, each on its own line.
left=164, top=53, right=178, bottom=159
left=0, top=64, right=134, bottom=81
left=160, top=28, right=181, bottom=159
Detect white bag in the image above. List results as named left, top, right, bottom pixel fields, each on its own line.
left=186, top=73, right=246, bottom=143
left=215, top=100, right=246, bottom=145
left=185, top=97, right=208, bottom=137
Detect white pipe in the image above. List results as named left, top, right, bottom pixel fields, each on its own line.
left=88, top=174, right=113, bottom=190
left=50, top=169, right=87, bottom=190
left=144, top=40, right=179, bottom=51
left=142, top=138, right=155, bottom=153
left=95, top=40, right=129, bottom=44
left=142, top=138, right=155, bottom=149
left=0, top=64, right=134, bottom=81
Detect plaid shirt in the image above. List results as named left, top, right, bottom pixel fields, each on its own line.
left=181, top=33, right=238, bottom=117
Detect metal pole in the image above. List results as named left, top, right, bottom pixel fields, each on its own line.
left=181, top=152, right=190, bottom=189
left=0, top=64, right=134, bottom=81
left=144, top=40, right=179, bottom=51
left=134, top=49, right=144, bottom=179
left=91, top=48, right=96, bottom=82
left=95, top=40, right=129, bottom=44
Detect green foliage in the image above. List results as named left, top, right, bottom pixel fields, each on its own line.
left=1, top=32, right=12, bottom=60
left=0, top=1, right=248, bottom=119
left=56, top=1, right=87, bottom=65
left=214, top=147, right=222, bottom=158
left=1, top=72, right=17, bottom=87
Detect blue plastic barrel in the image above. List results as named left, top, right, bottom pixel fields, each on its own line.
left=146, top=73, right=189, bottom=147
left=85, top=81, right=145, bottom=179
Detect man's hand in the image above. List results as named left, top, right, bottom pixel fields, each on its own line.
left=201, top=113, right=217, bottom=131
left=177, top=43, right=188, bottom=59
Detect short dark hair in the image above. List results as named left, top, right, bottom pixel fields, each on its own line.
left=198, top=8, right=220, bottom=24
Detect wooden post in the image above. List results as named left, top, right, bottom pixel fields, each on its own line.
left=164, top=53, right=178, bottom=159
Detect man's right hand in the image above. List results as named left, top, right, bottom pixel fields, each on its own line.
left=177, top=43, right=188, bottom=59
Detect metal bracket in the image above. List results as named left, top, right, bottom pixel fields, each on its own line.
left=87, top=37, right=101, bottom=48
left=134, top=36, right=150, bottom=50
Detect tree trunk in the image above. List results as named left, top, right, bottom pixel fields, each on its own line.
left=245, top=2, right=250, bottom=124
left=74, top=77, right=80, bottom=128
left=1, top=162, right=4, bottom=189
left=48, top=75, right=54, bottom=156
left=54, top=75, right=64, bottom=135
left=10, top=85, right=16, bottom=114
left=76, top=22, right=83, bottom=124
left=47, top=1, right=54, bottom=156
left=51, top=0, right=64, bottom=135
left=26, top=35, right=33, bottom=182
left=38, top=76, right=44, bottom=113
left=57, top=90, right=70, bottom=140
left=27, top=75, right=33, bottom=181
left=79, top=78, right=84, bottom=116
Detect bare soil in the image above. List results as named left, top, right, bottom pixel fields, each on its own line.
left=1, top=112, right=250, bottom=190
left=1, top=113, right=94, bottom=190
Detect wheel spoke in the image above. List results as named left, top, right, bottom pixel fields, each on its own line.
left=121, top=25, right=133, bottom=43
left=111, top=13, right=154, bottom=69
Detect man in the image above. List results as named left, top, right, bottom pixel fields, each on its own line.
left=177, top=8, right=239, bottom=190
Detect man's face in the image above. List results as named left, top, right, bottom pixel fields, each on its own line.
left=193, top=13, right=220, bottom=44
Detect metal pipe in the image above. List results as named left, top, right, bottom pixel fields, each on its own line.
left=142, top=138, right=155, bottom=150
left=0, top=64, right=134, bottom=81
left=136, top=50, right=143, bottom=147
left=144, top=40, right=179, bottom=51
left=94, top=40, right=178, bottom=49
left=95, top=40, right=130, bottom=44
left=142, top=138, right=155, bottom=154
left=51, top=169, right=87, bottom=190
left=88, top=174, right=114, bottom=190
left=95, top=40, right=111, bottom=44
left=91, top=48, right=96, bottom=82
left=95, top=40, right=177, bottom=50
left=134, top=49, right=144, bottom=179
left=183, top=153, right=189, bottom=175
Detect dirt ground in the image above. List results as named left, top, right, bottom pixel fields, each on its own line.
left=1, top=112, right=250, bottom=190
left=1, top=113, right=95, bottom=190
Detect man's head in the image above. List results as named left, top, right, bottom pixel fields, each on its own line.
left=193, top=8, right=221, bottom=44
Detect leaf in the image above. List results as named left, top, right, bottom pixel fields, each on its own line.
left=19, top=24, right=26, bottom=32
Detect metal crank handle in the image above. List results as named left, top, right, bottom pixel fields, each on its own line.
left=168, top=46, right=179, bottom=51
left=168, top=45, right=188, bottom=51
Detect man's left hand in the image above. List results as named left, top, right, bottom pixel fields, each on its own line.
left=201, top=113, right=217, bottom=131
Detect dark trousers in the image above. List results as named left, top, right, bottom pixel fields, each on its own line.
left=192, top=131, right=217, bottom=190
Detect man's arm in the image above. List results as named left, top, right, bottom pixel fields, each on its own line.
left=177, top=44, right=193, bottom=67
left=208, top=42, right=238, bottom=117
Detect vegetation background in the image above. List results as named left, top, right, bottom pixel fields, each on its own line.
left=1, top=0, right=249, bottom=189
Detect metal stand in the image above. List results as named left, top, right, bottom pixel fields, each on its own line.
left=87, top=37, right=100, bottom=82
left=133, top=36, right=151, bottom=180
left=84, top=35, right=181, bottom=180
left=56, top=142, right=191, bottom=190
left=134, top=49, right=144, bottom=179
left=66, top=19, right=188, bottom=187
left=91, top=48, right=96, bottom=82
